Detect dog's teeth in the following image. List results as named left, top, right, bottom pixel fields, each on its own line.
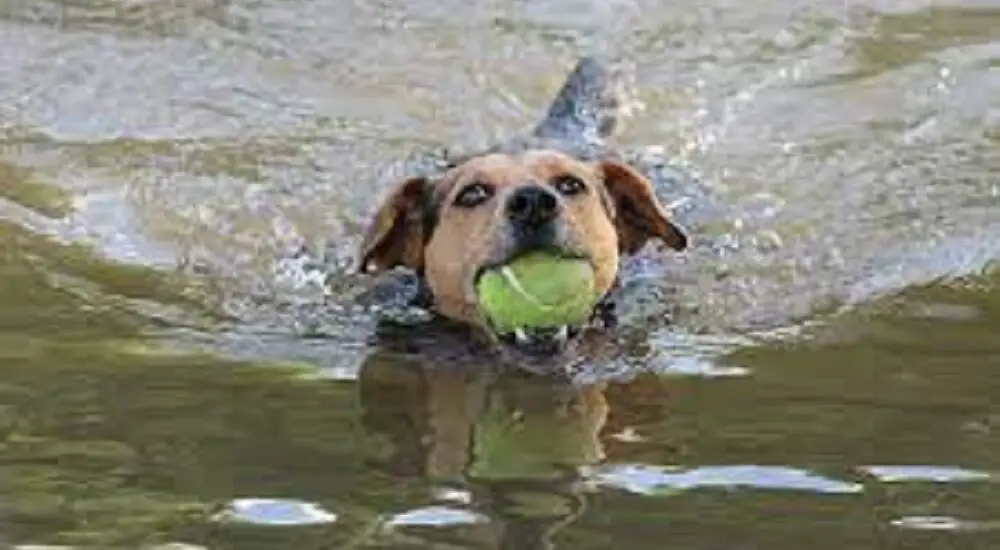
left=514, top=327, right=530, bottom=344
left=555, top=325, right=569, bottom=343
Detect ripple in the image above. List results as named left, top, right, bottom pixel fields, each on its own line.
left=891, top=515, right=1000, bottom=532
left=431, top=486, right=475, bottom=505
left=592, top=464, right=864, bottom=495
left=211, top=498, right=338, bottom=526
left=859, top=465, right=993, bottom=483
left=650, top=353, right=752, bottom=378
left=645, top=332, right=753, bottom=378
left=385, top=506, right=489, bottom=527
left=15, top=546, right=209, bottom=550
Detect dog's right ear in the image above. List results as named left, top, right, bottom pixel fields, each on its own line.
left=356, top=176, right=432, bottom=274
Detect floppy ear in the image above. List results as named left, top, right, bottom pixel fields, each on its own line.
left=598, top=160, right=688, bottom=255
left=356, top=176, right=433, bottom=274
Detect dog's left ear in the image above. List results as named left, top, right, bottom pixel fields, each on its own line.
left=356, top=176, right=432, bottom=274
left=598, top=160, right=689, bottom=255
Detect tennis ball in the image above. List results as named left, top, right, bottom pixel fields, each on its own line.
left=475, top=252, right=598, bottom=333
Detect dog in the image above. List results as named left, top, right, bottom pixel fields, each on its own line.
left=355, top=57, right=690, bottom=367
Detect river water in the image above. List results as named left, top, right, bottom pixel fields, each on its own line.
left=2, top=0, right=999, bottom=548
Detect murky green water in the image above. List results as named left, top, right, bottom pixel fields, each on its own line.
left=2, top=0, right=999, bottom=548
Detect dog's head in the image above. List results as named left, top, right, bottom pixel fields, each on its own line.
left=356, top=149, right=687, bottom=354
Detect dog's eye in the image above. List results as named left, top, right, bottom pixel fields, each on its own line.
left=454, top=182, right=494, bottom=208
left=552, top=175, right=586, bottom=196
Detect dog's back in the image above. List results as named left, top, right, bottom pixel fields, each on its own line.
left=531, top=56, right=622, bottom=145
left=379, top=57, right=626, bottom=187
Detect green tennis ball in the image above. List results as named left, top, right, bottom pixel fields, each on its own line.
left=475, top=252, right=598, bottom=333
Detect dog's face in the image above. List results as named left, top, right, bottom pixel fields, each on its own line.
left=357, top=149, right=687, bottom=352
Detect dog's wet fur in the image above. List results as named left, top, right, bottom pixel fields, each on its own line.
left=356, top=57, right=689, bottom=374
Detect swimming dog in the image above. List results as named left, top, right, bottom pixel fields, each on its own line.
left=356, top=57, right=689, bottom=365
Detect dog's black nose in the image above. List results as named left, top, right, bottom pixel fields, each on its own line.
left=506, top=185, right=559, bottom=228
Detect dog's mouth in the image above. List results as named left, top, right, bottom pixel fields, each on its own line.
left=494, top=324, right=584, bottom=356
left=472, top=247, right=596, bottom=357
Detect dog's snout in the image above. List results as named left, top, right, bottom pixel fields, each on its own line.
left=506, top=185, right=559, bottom=228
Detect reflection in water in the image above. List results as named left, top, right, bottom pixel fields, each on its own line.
left=386, top=505, right=489, bottom=527
left=358, top=343, right=610, bottom=550
left=891, top=516, right=1000, bottom=532
left=593, top=464, right=863, bottom=495
left=860, top=465, right=994, bottom=483
left=211, top=498, right=339, bottom=526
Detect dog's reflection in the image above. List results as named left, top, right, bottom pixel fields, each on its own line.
left=358, top=346, right=614, bottom=550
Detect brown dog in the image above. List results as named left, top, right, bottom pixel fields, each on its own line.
left=356, top=147, right=688, bottom=355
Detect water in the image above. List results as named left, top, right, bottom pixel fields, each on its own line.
left=1, top=0, right=999, bottom=548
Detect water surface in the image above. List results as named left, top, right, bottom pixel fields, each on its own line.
left=1, top=0, right=999, bottom=548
